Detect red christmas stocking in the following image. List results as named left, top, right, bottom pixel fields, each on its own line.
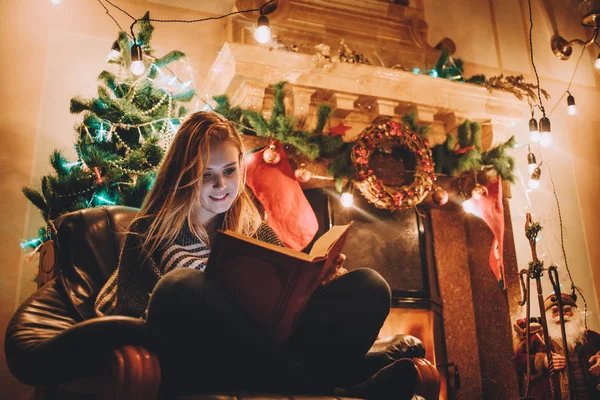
left=468, top=177, right=506, bottom=289
left=245, top=141, right=319, bottom=251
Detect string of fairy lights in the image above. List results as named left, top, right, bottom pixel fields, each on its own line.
left=521, top=0, right=590, bottom=326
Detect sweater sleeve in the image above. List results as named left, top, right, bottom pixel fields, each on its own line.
left=94, top=221, right=163, bottom=318
left=254, top=222, right=284, bottom=247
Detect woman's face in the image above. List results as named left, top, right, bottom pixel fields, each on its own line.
left=198, top=140, right=241, bottom=224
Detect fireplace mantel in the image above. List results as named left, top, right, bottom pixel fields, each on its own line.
left=199, top=42, right=527, bottom=148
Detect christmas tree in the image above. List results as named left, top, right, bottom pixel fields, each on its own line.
left=21, top=13, right=194, bottom=249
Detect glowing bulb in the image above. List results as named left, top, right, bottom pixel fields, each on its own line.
left=130, top=61, right=146, bottom=76
left=340, top=192, right=354, bottom=208
left=529, top=131, right=540, bottom=143
left=567, top=94, right=576, bottom=116
left=528, top=167, right=541, bottom=190
left=528, top=178, right=540, bottom=190
left=595, top=54, right=600, bottom=69
left=255, top=25, right=271, bottom=43
left=51, top=0, right=62, bottom=4
left=527, top=152, right=537, bottom=175
left=539, top=132, right=553, bottom=147
left=528, top=118, right=539, bottom=143
left=255, top=15, right=271, bottom=44
left=130, top=43, right=145, bottom=76
left=462, top=199, right=477, bottom=215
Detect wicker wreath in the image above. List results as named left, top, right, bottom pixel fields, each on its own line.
left=351, top=121, right=436, bottom=210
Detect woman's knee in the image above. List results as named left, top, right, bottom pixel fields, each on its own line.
left=347, top=268, right=391, bottom=303
left=147, top=268, right=206, bottom=315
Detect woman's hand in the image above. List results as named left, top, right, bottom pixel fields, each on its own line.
left=321, top=253, right=348, bottom=285
left=589, top=351, right=600, bottom=376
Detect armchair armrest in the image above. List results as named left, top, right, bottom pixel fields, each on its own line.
left=106, top=345, right=161, bottom=400
left=5, top=278, right=160, bottom=386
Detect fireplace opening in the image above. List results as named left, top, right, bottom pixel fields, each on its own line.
left=303, top=187, right=449, bottom=398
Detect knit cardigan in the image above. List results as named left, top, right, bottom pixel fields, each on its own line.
left=94, top=219, right=283, bottom=318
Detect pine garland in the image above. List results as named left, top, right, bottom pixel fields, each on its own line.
left=214, top=88, right=516, bottom=190
left=433, top=120, right=516, bottom=182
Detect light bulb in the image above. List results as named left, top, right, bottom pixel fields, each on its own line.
left=528, top=179, right=540, bottom=190
left=130, top=43, right=145, bottom=76
left=51, top=0, right=62, bottom=4
left=567, top=93, right=576, bottom=116
left=528, top=166, right=541, bottom=190
left=527, top=152, right=537, bottom=175
left=595, top=54, right=600, bottom=69
left=255, top=25, right=271, bottom=44
left=340, top=192, right=354, bottom=208
left=528, top=118, right=539, bottom=143
left=462, top=199, right=477, bottom=215
left=539, top=132, right=553, bottom=147
left=255, top=15, right=271, bottom=44
left=130, top=61, right=146, bottom=76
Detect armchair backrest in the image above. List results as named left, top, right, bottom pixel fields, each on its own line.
left=52, top=206, right=139, bottom=320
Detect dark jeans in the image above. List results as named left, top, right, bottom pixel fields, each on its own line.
left=145, top=267, right=391, bottom=394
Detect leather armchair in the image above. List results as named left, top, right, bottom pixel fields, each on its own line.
left=5, top=206, right=440, bottom=399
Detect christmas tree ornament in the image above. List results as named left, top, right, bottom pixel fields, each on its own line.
left=263, top=143, right=281, bottom=164
left=329, top=122, right=352, bottom=136
left=432, top=187, right=449, bottom=206
left=93, top=167, right=103, bottom=184
left=294, top=163, right=312, bottom=183
left=471, top=183, right=488, bottom=200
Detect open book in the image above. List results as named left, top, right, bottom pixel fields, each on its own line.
left=205, top=222, right=353, bottom=342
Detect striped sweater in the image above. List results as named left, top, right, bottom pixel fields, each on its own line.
left=94, top=218, right=283, bottom=318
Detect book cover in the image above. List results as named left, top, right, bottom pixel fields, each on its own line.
left=205, top=222, right=353, bottom=342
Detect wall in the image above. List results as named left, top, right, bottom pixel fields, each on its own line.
left=1, top=0, right=599, bottom=398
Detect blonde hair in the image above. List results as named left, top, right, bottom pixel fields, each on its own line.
left=135, top=111, right=262, bottom=262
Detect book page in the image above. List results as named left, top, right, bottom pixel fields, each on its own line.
left=220, top=229, right=313, bottom=262
left=309, top=222, right=353, bottom=258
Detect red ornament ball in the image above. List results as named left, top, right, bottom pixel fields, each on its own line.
left=263, top=144, right=281, bottom=164
left=471, top=183, right=488, bottom=200
left=294, top=163, right=312, bottom=183
left=432, top=188, right=449, bottom=206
